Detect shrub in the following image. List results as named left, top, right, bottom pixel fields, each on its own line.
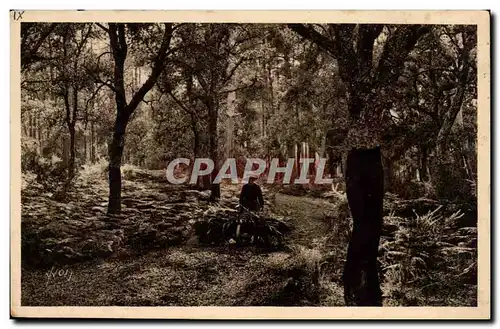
left=22, top=143, right=67, bottom=191
left=78, top=158, right=109, bottom=183
left=194, top=205, right=292, bottom=249
left=380, top=206, right=477, bottom=305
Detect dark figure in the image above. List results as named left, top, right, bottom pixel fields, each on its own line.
left=343, top=146, right=384, bottom=306
left=239, top=176, right=264, bottom=212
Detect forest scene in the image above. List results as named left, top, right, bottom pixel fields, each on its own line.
left=20, top=22, right=478, bottom=307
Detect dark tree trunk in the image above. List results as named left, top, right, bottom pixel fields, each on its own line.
left=83, top=131, right=88, bottom=163
left=107, top=111, right=129, bottom=214
left=68, top=125, right=76, bottom=181
left=343, top=146, right=384, bottom=306
left=433, top=62, right=470, bottom=198
left=192, top=123, right=199, bottom=159
left=90, top=122, right=96, bottom=163
left=190, top=115, right=201, bottom=172
left=107, top=24, right=127, bottom=213
left=288, top=22, right=430, bottom=308
left=62, top=134, right=69, bottom=168
left=68, top=84, right=78, bottom=182
left=207, top=100, right=220, bottom=201
left=106, top=23, right=172, bottom=214
left=210, top=162, right=221, bottom=200
left=327, top=147, right=337, bottom=178
left=107, top=23, right=128, bottom=215
left=342, top=88, right=385, bottom=306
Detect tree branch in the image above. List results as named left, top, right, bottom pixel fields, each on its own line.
left=288, top=24, right=338, bottom=57
left=75, top=24, right=93, bottom=58
left=83, top=82, right=107, bottom=114
left=376, top=25, right=431, bottom=88
left=126, top=23, right=173, bottom=113
left=21, top=23, right=59, bottom=71
left=289, top=23, right=356, bottom=84
left=95, top=23, right=109, bottom=33
left=223, top=56, right=251, bottom=85
left=219, top=77, right=257, bottom=95
left=84, top=65, right=117, bottom=92
left=167, top=91, right=194, bottom=115
left=357, top=25, right=383, bottom=77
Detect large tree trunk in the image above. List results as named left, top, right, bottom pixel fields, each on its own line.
left=343, top=146, right=384, bottom=306
left=343, top=91, right=385, bottom=306
left=433, top=65, right=470, bottom=198
left=104, top=23, right=169, bottom=179
left=435, top=33, right=471, bottom=159
left=288, top=22, right=430, bottom=308
left=107, top=23, right=128, bottom=215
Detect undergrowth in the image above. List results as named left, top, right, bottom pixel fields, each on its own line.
left=380, top=206, right=477, bottom=306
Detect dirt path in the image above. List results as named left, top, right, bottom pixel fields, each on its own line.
left=272, top=193, right=347, bottom=306
left=22, top=180, right=346, bottom=306
left=274, top=193, right=337, bottom=246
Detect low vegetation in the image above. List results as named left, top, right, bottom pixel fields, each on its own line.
left=21, top=164, right=477, bottom=306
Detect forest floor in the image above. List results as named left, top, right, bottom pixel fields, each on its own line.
left=20, top=165, right=477, bottom=306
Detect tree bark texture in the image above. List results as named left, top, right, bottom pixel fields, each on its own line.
left=343, top=146, right=384, bottom=306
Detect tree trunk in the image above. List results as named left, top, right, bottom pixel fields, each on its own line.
left=36, top=115, right=42, bottom=154
left=433, top=65, right=469, bottom=198
left=384, top=156, right=395, bottom=191
left=207, top=100, right=220, bottom=201
left=62, top=134, right=70, bottom=168
left=436, top=49, right=470, bottom=159
left=83, top=130, right=88, bottom=163
left=343, top=146, right=384, bottom=306
left=294, top=144, right=300, bottom=177
left=192, top=123, right=200, bottom=160
left=288, top=21, right=431, bottom=308
left=191, top=119, right=207, bottom=190
left=90, top=122, right=96, bottom=163
left=420, top=145, right=429, bottom=182
left=107, top=112, right=128, bottom=214
left=31, top=112, right=37, bottom=138
left=342, top=89, right=385, bottom=306
left=68, top=125, right=76, bottom=181
left=225, top=91, right=237, bottom=160
left=319, top=134, right=326, bottom=158
left=327, top=146, right=336, bottom=178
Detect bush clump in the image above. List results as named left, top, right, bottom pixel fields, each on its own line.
left=194, top=205, right=292, bottom=249
left=380, top=206, right=477, bottom=306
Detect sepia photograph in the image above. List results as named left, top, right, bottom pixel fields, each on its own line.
left=10, top=10, right=490, bottom=319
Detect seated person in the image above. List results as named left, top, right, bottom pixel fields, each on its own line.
left=239, top=176, right=264, bottom=212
